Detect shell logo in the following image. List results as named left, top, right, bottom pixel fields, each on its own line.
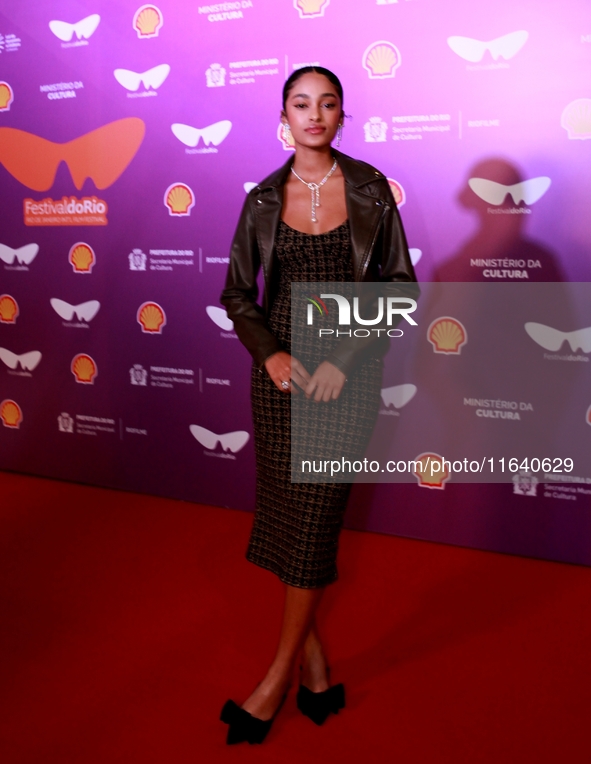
left=413, top=453, right=450, bottom=490
left=277, top=123, right=295, bottom=151
left=362, top=41, right=401, bottom=80
left=293, top=0, right=330, bottom=18
left=428, top=317, right=467, bottom=355
left=0, top=81, right=14, bottom=112
left=0, top=294, right=19, bottom=324
left=133, top=5, right=163, bottom=38
left=0, top=399, right=23, bottom=429
left=387, top=178, right=406, bottom=208
left=586, top=405, right=591, bottom=427
left=69, top=242, right=95, bottom=273
left=164, top=183, right=195, bottom=216
left=71, top=353, right=97, bottom=384
left=561, top=98, right=591, bottom=141
left=137, top=301, right=166, bottom=334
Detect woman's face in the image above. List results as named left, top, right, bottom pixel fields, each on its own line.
left=282, top=72, right=343, bottom=150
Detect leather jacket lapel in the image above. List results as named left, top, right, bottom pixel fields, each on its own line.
left=254, top=186, right=282, bottom=306
left=345, top=185, right=388, bottom=280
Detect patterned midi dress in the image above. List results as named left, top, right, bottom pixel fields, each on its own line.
left=247, top=220, right=383, bottom=588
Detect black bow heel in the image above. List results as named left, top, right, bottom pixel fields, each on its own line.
left=296, top=666, right=345, bottom=726
left=220, top=690, right=288, bottom=745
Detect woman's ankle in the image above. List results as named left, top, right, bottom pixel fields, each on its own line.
left=301, top=648, right=329, bottom=692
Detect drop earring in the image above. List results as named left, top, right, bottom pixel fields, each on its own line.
left=283, top=123, right=291, bottom=142
left=336, top=123, right=342, bottom=147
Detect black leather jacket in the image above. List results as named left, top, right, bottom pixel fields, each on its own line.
left=221, top=149, right=418, bottom=375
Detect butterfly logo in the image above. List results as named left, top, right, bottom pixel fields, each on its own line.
left=49, top=14, right=101, bottom=42
left=114, top=64, right=170, bottom=92
left=409, top=248, right=422, bottom=267
left=468, top=177, right=551, bottom=206
left=0, top=348, right=42, bottom=371
left=50, top=299, right=100, bottom=323
left=190, top=425, right=249, bottom=454
left=0, top=118, right=145, bottom=192
left=0, top=243, right=39, bottom=266
left=171, top=121, right=232, bottom=148
left=524, top=323, right=591, bottom=353
left=447, top=31, right=528, bottom=63
left=206, top=306, right=234, bottom=331
left=380, top=384, right=417, bottom=409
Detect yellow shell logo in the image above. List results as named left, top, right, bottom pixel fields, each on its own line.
left=0, top=294, right=19, bottom=323
left=69, top=242, right=95, bottom=273
left=164, top=183, right=195, bottom=216
left=293, top=0, right=330, bottom=18
left=387, top=178, right=406, bottom=207
left=428, top=317, right=467, bottom=354
left=133, top=5, right=163, bottom=38
left=0, top=399, right=23, bottom=429
left=277, top=122, right=295, bottom=151
left=137, top=301, right=166, bottom=333
left=362, top=41, right=401, bottom=79
left=560, top=98, right=591, bottom=141
left=71, top=354, right=97, bottom=384
left=0, top=81, right=14, bottom=111
left=413, top=453, right=450, bottom=490
left=586, top=404, right=591, bottom=427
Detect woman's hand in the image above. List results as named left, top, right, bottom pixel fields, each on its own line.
left=264, top=351, right=311, bottom=394
left=305, top=361, right=346, bottom=402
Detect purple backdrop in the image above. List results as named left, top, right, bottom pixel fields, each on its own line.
left=1, top=0, right=590, bottom=565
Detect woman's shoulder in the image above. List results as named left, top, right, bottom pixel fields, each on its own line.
left=336, top=151, right=389, bottom=188
left=249, top=157, right=293, bottom=195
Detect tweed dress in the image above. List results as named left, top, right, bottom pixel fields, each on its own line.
left=247, top=220, right=382, bottom=588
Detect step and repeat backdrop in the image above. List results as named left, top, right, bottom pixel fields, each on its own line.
left=1, top=0, right=590, bottom=565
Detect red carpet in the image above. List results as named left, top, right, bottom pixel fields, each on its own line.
left=1, top=471, right=590, bottom=763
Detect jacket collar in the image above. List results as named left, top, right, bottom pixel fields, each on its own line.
left=256, top=149, right=384, bottom=193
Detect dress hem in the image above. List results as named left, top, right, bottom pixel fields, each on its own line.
left=245, top=550, right=338, bottom=590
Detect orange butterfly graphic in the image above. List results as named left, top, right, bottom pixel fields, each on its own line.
left=0, top=117, right=145, bottom=191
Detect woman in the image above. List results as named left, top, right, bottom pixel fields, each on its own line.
left=220, top=66, right=417, bottom=744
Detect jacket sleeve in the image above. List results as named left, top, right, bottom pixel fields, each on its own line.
left=325, top=181, right=419, bottom=376
left=220, top=193, right=283, bottom=368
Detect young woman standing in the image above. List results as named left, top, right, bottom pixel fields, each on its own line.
left=220, top=66, right=416, bottom=744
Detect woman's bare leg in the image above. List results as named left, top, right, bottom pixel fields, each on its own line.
left=241, top=584, right=325, bottom=720
left=300, top=616, right=330, bottom=692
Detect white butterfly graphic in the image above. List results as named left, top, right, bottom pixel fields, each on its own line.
left=114, top=64, right=170, bottom=92
left=0, top=243, right=39, bottom=266
left=49, top=14, right=101, bottom=42
left=468, top=177, right=551, bottom=206
left=381, top=384, right=417, bottom=409
left=525, top=323, right=591, bottom=353
left=0, top=347, right=42, bottom=371
left=206, top=306, right=234, bottom=332
left=171, top=121, right=232, bottom=148
left=190, top=425, right=250, bottom=454
left=409, top=248, right=422, bottom=267
left=50, top=299, right=101, bottom=322
left=447, top=31, right=528, bottom=63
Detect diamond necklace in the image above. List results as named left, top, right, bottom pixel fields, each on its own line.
left=290, top=158, right=338, bottom=222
